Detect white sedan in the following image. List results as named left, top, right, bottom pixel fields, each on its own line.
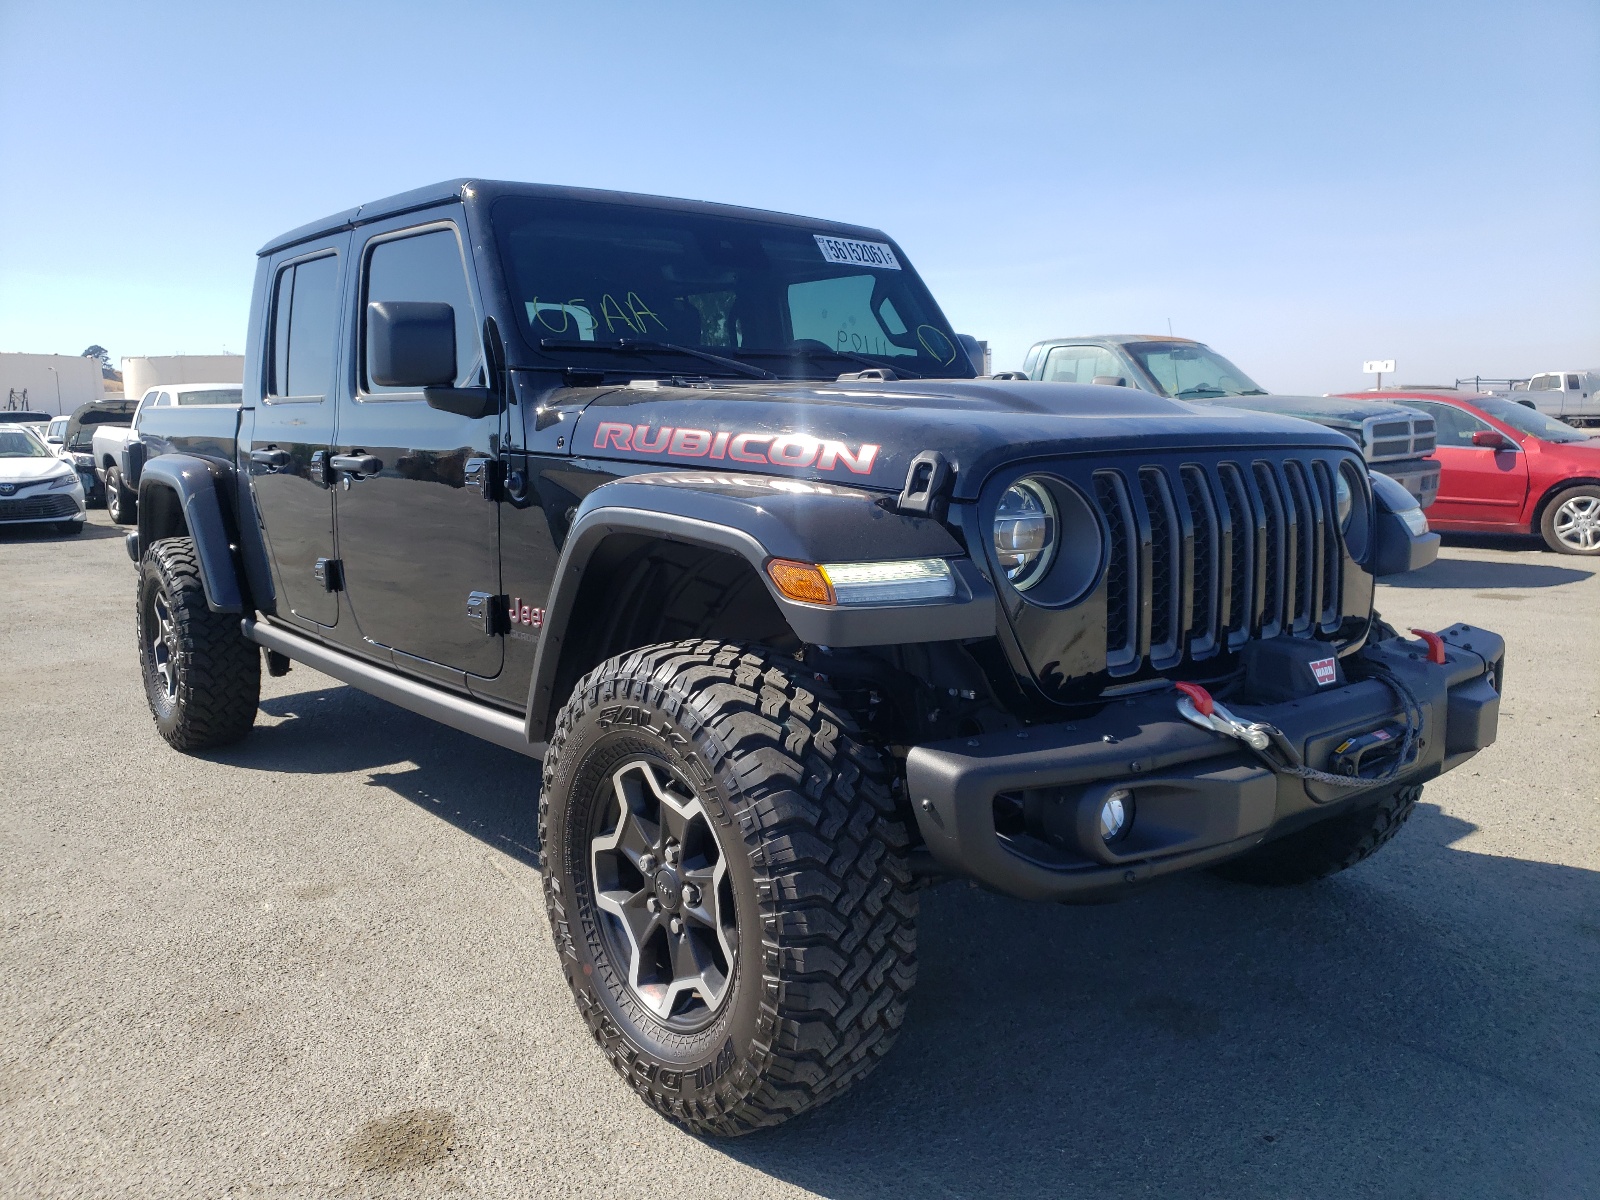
left=0, top=426, right=86, bottom=535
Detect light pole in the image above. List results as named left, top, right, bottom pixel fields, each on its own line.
left=45, top=365, right=62, bottom=411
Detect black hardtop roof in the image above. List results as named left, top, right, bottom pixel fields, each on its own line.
left=259, top=178, right=895, bottom=258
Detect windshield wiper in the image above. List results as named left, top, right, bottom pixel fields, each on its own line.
left=1176, top=386, right=1227, bottom=398
left=741, top=344, right=925, bottom=379
left=1235, top=388, right=1269, bottom=395
left=539, top=338, right=775, bottom=380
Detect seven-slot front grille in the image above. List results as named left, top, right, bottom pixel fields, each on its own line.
left=1093, top=457, right=1347, bottom=676
left=0, top=493, right=77, bottom=521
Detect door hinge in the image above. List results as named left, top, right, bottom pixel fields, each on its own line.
left=309, top=450, right=328, bottom=487
left=464, top=457, right=503, bottom=502
left=466, top=591, right=510, bottom=636
left=313, top=557, right=344, bottom=592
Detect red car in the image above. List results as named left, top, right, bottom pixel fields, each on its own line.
left=1333, top=390, right=1600, bottom=554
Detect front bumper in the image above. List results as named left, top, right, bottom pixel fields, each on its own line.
left=906, top=624, right=1504, bottom=902
left=1371, top=458, right=1441, bottom=509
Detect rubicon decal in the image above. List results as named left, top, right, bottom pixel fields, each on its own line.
left=592, top=422, right=880, bottom=475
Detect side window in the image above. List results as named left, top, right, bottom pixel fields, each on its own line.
left=157, top=392, right=173, bottom=406
left=362, top=227, right=482, bottom=393
left=1042, top=345, right=1122, bottom=384
left=1530, top=375, right=1551, bottom=391
left=1415, top=403, right=1490, bottom=447
left=787, top=274, right=916, bottom=360
left=269, top=253, right=340, bottom=400
left=1566, top=374, right=1582, bottom=390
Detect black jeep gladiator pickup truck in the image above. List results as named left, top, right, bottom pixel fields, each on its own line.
left=127, top=179, right=1503, bottom=1136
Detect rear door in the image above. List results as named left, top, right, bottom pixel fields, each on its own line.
left=246, top=238, right=348, bottom=629
left=330, top=211, right=503, bottom=682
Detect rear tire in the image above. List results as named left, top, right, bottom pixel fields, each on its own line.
left=1539, top=485, right=1600, bottom=554
left=105, top=466, right=135, bottom=524
left=540, top=640, right=917, bottom=1136
left=1212, top=784, right=1421, bottom=886
left=137, top=536, right=260, bottom=750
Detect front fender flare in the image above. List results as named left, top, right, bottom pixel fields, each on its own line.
left=136, top=455, right=245, bottom=613
left=524, top=471, right=998, bottom=743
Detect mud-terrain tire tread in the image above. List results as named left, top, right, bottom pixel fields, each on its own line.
left=1213, top=783, right=1422, bottom=886
left=138, top=536, right=259, bottom=751
left=539, top=639, right=917, bottom=1136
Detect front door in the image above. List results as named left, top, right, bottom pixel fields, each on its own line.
left=331, top=214, right=503, bottom=680
left=247, top=238, right=347, bottom=629
left=1410, top=401, right=1529, bottom=526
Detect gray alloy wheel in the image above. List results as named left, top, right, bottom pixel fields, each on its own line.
left=1541, top=485, right=1600, bottom=555
left=147, top=592, right=179, bottom=715
left=589, top=757, right=737, bottom=1027
left=105, top=466, right=131, bottom=524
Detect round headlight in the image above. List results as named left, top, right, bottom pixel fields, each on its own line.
left=1335, top=469, right=1353, bottom=530
left=993, top=477, right=1058, bottom=591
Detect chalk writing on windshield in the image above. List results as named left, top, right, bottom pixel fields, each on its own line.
left=528, top=293, right=669, bottom=339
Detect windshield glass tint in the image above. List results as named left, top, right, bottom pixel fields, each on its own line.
left=491, top=197, right=970, bottom=378
left=0, top=429, right=52, bottom=458
left=1474, top=395, right=1590, bottom=442
left=1123, top=341, right=1265, bottom=398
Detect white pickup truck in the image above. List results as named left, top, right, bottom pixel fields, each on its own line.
left=1510, top=370, right=1599, bottom=426
left=93, top=383, right=241, bottom=522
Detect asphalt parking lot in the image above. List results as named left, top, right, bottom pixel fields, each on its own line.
left=3, top=510, right=1597, bottom=1199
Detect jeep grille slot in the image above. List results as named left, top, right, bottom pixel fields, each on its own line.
left=1093, top=471, right=1139, bottom=671
left=1086, top=454, right=1349, bottom=677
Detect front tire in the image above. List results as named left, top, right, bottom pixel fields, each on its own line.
left=105, top=466, right=135, bottom=524
left=137, top=537, right=260, bottom=750
left=1540, top=485, right=1600, bottom=554
left=540, top=640, right=917, bottom=1136
left=1212, top=784, right=1421, bottom=886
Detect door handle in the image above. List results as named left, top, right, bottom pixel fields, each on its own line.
left=329, top=454, right=383, bottom=476
left=250, top=449, right=290, bottom=467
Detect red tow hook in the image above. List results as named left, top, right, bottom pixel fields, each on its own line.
left=1409, top=628, right=1447, bottom=665
left=1173, top=681, right=1215, bottom=716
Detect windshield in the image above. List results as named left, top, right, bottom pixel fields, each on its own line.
left=1475, top=395, right=1592, bottom=442
left=1123, top=341, right=1266, bottom=398
left=0, top=429, right=52, bottom=458
left=491, top=197, right=972, bottom=379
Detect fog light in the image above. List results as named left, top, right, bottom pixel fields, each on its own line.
left=1100, top=789, right=1133, bottom=843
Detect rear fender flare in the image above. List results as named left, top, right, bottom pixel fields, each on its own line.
left=523, top=471, right=997, bottom=742
left=135, top=455, right=246, bottom=613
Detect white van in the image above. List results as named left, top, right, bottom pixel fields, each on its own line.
left=1513, top=370, right=1599, bottom=425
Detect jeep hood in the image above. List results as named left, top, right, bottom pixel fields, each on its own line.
left=560, top=378, right=1356, bottom=501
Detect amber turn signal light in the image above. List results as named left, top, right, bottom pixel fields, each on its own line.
left=766, top=559, right=835, bottom=605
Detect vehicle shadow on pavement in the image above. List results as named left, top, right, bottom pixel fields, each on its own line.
left=222, top=684, right=1598, bottom=1196
left=1382, top=556, right=1593, bottom=589
left=719, top=805, right=1600, bottom=1198
left=237, top=684, right=542, bottom=866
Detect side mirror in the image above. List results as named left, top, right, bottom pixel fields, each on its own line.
left=1090, top=375, right=1128, bottom=388
left=367, top=301, right=456, bottom=388
left=1471, top=429, right=1512, bottom=449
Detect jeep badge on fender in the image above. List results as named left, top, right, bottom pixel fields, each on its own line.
left=125, top=178, right=1504, bottom=1138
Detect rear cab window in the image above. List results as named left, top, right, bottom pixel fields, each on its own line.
left=269, top=253, right=340, bottom=401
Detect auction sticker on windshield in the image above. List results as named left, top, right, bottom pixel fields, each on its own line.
left=814, top=235, right=901, bottom=270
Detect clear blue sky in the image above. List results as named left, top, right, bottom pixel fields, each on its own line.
left=2, top=0, right=1595, bottom=392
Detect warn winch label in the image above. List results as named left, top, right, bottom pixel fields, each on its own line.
left=1311, top=657, right=1337, bottom=686
left=591, top=422, right=881, bottom=475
